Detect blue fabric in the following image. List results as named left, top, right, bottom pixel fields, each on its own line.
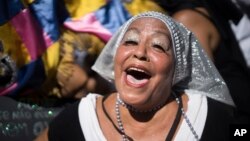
left=11, top=59, right=45, bottom=96
left=95, top=0, right=131, bottom=34
left=29, top=0, right=62, bottom=42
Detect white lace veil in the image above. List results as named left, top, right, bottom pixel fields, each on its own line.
left=92, top=11, right=234, bottom=106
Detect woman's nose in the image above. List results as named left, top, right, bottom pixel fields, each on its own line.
left=133, top=44, right=149, bottom=61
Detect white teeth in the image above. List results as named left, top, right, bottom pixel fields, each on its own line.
left=128, top=67, right=146, bottom=73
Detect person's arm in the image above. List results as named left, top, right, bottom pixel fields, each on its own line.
left=34, top=128, right=49, bottom=141
left=172, top=8, right=220, bottom=61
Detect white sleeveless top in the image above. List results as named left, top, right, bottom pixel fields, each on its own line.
left=78, top=90, right=207, bottom=141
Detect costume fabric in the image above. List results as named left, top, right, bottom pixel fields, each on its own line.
left=92, top=11, right=234, bottom=106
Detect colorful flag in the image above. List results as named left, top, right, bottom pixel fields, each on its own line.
left=0, top=0, right=165, bottom=96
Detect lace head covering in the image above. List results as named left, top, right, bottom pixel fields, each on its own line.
left=92, top=11, right=234, bottom=106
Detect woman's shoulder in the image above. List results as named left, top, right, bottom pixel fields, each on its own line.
left=48, top=99, right=84, bottom=141
left=47, top=93, right=104, bottom=140
left=207, top=97, right=235, bottom=113
left=48, top=94, right=102, bottom=127
left=200, top=97, right=237, bottom=141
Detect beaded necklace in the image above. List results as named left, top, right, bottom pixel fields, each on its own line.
left=101, top=93, right=199, bottom=141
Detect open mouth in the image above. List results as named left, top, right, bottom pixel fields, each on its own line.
left=125, top=67, right=151, bottom=86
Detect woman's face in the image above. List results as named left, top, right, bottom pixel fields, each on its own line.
left=114, top=17, right=175, bottom=109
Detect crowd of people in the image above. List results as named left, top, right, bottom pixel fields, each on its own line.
left=1, top=0, right=250, bottom=140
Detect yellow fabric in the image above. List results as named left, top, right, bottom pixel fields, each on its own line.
left=87, top=34, right=105, bottom=56
left=63, top=0, right=107, bottom=19
left=60, top=29, right=105, bottom=56
left=124, top=0, right=166, bottom=15
left=0, top=23, right=31, bottom=68
left=41, top=42, right=60, bottom=77
left=41, top=42, right=60, bottom=96
left=48, top=30, right=105, bottom=97
left=21, top=0, right=35, bottom=5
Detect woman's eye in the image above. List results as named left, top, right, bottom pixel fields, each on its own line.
left=124, top=40, right=138, bottom=46
left=153, top=44, right=166, bottom=52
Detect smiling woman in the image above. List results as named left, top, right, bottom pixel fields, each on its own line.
left=113, top=17, right=175, bottom=111
left=35, top=11, right=240, bottom=141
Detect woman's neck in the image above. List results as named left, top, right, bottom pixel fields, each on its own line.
left=97, top=92, right=188, bottom=141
